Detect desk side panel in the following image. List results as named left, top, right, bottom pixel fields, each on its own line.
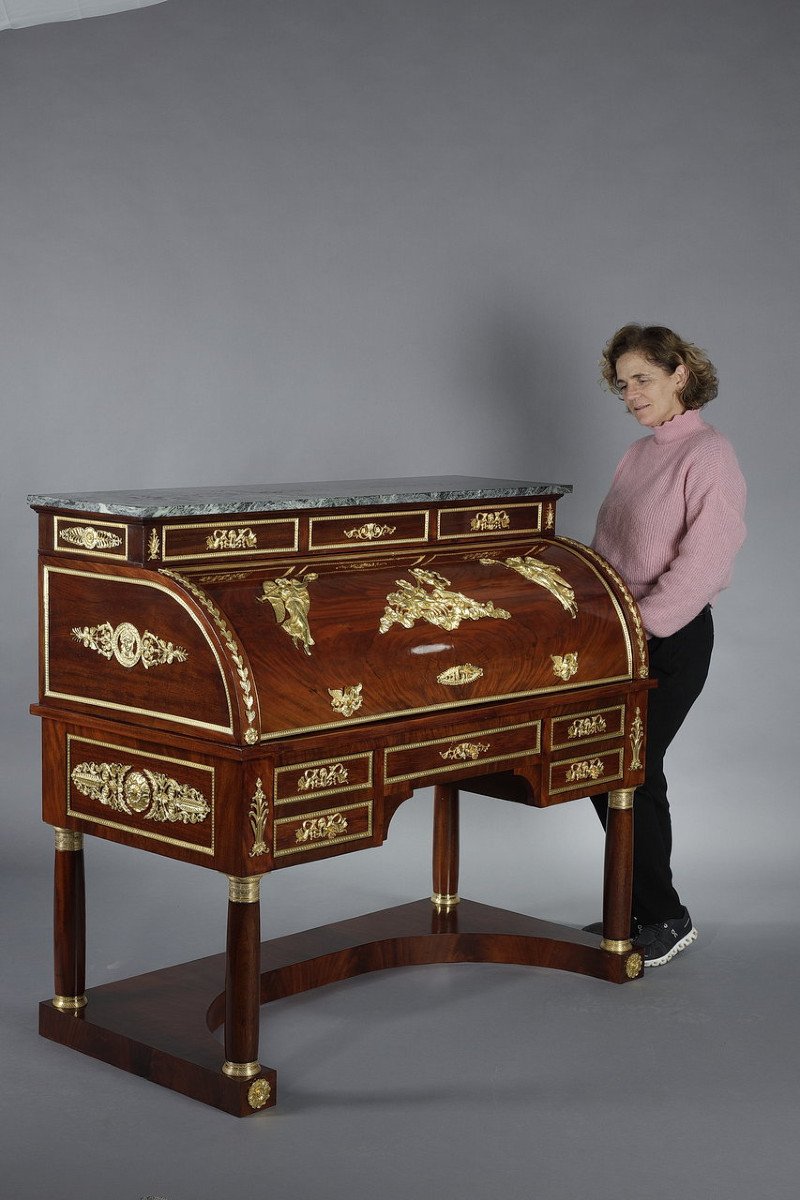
left=40, top=559, right=239, bottom=742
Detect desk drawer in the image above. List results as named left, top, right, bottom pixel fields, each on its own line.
left=436, top=502, right=543, bottom=540
left=548, top=746, right=624, bottom=796
left=161, top=517, right=299, bottom=562
left=273, top=752, right=373, bottom=805
left=384, top=720, right=541, bottom=786
left=273, top=800, right=373, bottom=858
left=308, top=509, right=429, bottom=551
left=53, top=516, right=129, bottom=560
left=65, top=734, right=215, bottom=856
left=549, top=704, right=625, bottom=751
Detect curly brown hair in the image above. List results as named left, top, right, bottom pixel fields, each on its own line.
left=600, top=324, right=719, bottom=409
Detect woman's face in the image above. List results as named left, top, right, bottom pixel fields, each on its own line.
left=613, top=350, right=687, bottom=428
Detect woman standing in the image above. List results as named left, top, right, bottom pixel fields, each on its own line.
left=590, top=324, right=746, bottom=966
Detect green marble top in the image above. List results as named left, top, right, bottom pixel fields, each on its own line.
left=28, top=476, right=572, bottom=519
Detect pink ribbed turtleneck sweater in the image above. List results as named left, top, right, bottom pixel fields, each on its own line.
left=592, top=409, right=746, bottom=638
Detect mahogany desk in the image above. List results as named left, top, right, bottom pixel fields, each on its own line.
left=30, top=477, right=650, bottom=1116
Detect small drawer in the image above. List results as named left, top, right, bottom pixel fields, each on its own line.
left=384, top=720, right=541, bottom=786
left=65, top=734, right=215, bottom=855
left=161, top=518, right=299, bottom=562
left=549, top=704, right=625, bottom=751
left=308, top=509, right=429, bottom=551
left=273, top=752, right=373, bottom=805
left=436, top=502, right=543, bottom=541
left=53, top=516, right=129, bottom=560
left=548, top=746, right=624, bottom=796
left=273, top=800, right=373, bottom=858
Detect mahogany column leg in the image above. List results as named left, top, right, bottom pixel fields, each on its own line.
left=222, top=875, right=264, bottom=1080
left=53, top=828, right=87, bottom=1011
left=601, top=788, right=635, bottom=953
left=431, top=783, right=460, bottom=913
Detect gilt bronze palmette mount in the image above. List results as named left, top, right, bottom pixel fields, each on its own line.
left=249, top=778, right=269, bottom=857
left=60, top=525, right=122, bottom=551
left=71, top=761, right=210, bottom=824
left=71, top=621, right=188, bottom=670
left=629, top=706, right=644, bottom=770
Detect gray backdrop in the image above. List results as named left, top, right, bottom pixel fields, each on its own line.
left=1, top=2, right=798, bottom=1198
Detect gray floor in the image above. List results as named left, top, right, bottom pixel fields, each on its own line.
left=3, top=793, right=798, bottom=1200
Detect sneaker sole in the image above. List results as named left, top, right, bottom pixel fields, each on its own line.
left=643, top=925, right=698, bottom=967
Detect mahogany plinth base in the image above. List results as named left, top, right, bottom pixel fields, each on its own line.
left=39, top=898, right=643, bottom=1117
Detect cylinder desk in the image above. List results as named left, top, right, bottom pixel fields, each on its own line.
left=29, top=476, right=651, bottom=1116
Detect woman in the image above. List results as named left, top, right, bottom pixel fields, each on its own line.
left=590, top=324, right=746, bottom=967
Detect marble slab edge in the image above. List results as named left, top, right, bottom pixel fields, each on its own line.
left=28, top=477, right=573, bottom=518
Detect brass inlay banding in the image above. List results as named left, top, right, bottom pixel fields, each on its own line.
left=71, top=620, right=188, bottom=670
left=608, top=788, right=635, bottom=810
left=440, top=741, right=490, bottom=762
left=551, top=652, right=579, bottom=681
left=222, top=1060, right=262, bottom=1079
left=249, top=778, right=269, bottom=857
left=71, top=761, right=210, bottom=824
left=600, top=938, right=633, bottom=954
left=54, top=827, right=83, bottom=852
left=227, top=875, right=263, bottom=904
left=431, top=893, right=460, bottom=912
left=565, top=758, right=604, bottom=783
left=248, top=1078, right=272, bottom=1109
left=479, top=553, right=577, bottom=617
left=52, top=994, right=88, bottom=1011
left=258, top=573, right=318, bottom=655
left=630, top=707, right=644, bottom=770
left=380, top=568, right=511, bottom=634
left=195, top=571, right=251, bottom=584
left=437, top=664, right=483, bottom=686
left=328, top=684, right=363, bottom=717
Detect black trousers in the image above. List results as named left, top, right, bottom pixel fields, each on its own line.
left=592, top=605, right=714, bottom=926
